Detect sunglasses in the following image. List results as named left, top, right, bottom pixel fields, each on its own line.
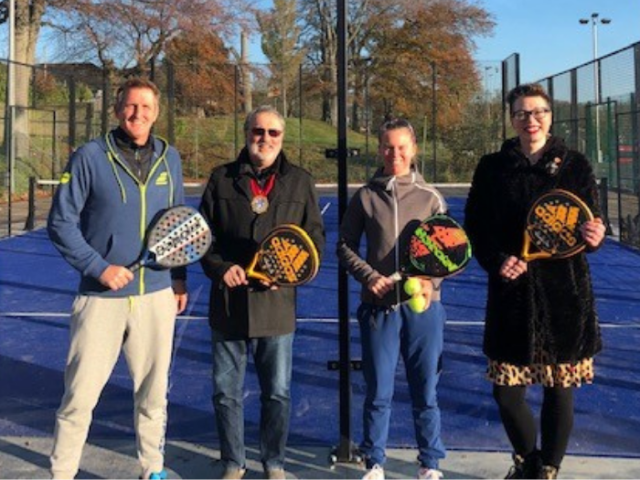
left=251, top=127, right=283, bottom=138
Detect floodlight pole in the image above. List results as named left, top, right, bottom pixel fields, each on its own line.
left=579, top=13, right=611, bottom=163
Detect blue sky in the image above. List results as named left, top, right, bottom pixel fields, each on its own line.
left=241, top=0, right=640, bottom=84
left=2, top=0, right=637, bottom=85
left=474, top=0, right=640, bottom=82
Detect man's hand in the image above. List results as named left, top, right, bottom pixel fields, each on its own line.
left=173, top=279, right=188, bottom=314
left=99, top=265, right=134, bottom=291
left=223, top=265, right=249, bottom=288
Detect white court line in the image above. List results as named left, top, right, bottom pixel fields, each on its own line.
left=2, top=312, right=639, bottom=328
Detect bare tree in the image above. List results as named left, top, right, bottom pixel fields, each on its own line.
left=48, top=0, right=253, bottom=74
left=298, top=0, right=399, bottom=126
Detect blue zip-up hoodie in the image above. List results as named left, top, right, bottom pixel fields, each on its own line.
left=48, top=129, right=185, bottom=297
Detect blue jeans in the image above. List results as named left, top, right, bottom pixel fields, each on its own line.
left=211, top=330, right=293, bottom=472
left=357, top=301, right=446, bottom=470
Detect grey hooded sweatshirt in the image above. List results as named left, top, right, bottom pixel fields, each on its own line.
left=337, top=167, right=447, bottom=307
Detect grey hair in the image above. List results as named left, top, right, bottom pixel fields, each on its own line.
left=243, top=105, right=285, bottom=135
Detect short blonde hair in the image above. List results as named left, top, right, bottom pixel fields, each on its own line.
left=115, top=77, right=161, bottom=113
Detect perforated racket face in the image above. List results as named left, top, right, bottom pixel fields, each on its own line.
left=526, top=189, right=593, bottom=258
left=408, top=215, right=472, bottom=277
left=256, top=225, right=319, bottom=286
left=147, top=206, right=212, bottom=267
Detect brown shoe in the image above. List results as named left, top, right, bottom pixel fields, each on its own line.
left=221, top=468, right=246, bottom=480
left=266, top=468, right=286, bottom=479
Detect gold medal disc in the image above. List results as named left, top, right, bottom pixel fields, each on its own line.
left=251, top=195, right=269, bottom=214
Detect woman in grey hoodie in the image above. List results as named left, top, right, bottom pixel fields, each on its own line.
left=337, top=118, right=448, bottom=480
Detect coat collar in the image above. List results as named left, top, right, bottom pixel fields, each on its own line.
left=232, top=147, right=294, bottom=204
left=501, top=136, right=568, bottom=177
left=368, top=165, right=427, bottom=191
left=235, top=147, right=292, bottom=178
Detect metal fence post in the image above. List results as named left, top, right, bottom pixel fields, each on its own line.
left=24, top=176, right=36, bottom=231
left=599, top=176, right=613, bottom=235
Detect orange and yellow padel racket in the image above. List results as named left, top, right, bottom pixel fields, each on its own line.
left=246, top=224, right=320, bottom=286
left=521, top=189, right=594, bottom=262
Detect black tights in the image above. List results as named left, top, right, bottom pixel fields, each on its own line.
left=493, top=384, right=574, bottom=468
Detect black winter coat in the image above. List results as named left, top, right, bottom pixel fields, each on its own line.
left=464, top=136, right=603, bottom=365
left=199, top=149, right=325, bottom=338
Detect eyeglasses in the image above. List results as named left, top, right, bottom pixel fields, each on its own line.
left=251, top=127, right=283, bottom=138
left=511, top=108, right=551, bottom=121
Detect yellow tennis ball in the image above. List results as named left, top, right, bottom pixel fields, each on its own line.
left=404, top=277, right=422, bottom=296
left=408, top=294, right=427, bottom=313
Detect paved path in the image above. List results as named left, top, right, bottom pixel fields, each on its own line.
left=2, top=438, right=640, bottom=479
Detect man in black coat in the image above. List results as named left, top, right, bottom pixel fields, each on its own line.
left=199, top=105, right=325, bottom=480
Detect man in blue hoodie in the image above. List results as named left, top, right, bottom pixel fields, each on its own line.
left=47, top=78, right=187, bottom=480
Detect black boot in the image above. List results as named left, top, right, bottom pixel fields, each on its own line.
left=504, top=451, right=541, bottom=479
left=538, top=465, right=559, bottom=479
left=504, top=453, right=525, bottom=479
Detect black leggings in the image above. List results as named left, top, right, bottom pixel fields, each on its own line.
left=493, top=384, right=574, bottom=468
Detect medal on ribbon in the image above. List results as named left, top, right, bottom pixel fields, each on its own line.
left=250, top=174, right=276, bottom=214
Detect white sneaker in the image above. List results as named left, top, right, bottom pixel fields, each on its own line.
left=417, top=467, right=443, bottom=480
left=362, top=464, right=385, bottom=480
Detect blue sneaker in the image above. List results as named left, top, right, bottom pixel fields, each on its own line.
left=149, top=470, right=167, bottom=480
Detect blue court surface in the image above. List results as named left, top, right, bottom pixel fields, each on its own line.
left=1, top=196, right=640, bottom=459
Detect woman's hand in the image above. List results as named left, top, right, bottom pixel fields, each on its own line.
left=581, top=218, right=606, bottom=248
left=367, top=275, right=396, bottom=298
left=499, top=256, right=528, bottom=280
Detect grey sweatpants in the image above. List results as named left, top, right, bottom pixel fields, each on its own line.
left=50, top=288, right=177, bottom=479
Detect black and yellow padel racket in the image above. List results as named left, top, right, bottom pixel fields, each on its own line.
left=246, top=224, right=320, bottom=286
left=521, top=189, right=594, bottom=262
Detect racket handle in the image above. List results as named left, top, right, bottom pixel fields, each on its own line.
left=389, top=272, right=403, bottom=282
left=128, top=260, right=144, bottom=273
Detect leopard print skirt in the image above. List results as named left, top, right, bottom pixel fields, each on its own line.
left=487, top=350, right=594, bottom=388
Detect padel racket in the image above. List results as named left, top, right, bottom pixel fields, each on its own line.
left=128, top=205, right=212, bottom=272
left=521, top=189, right=594, bottom=262
left=246, top=224, right=320, bottom=286
left=390, top=214, right=472, bottom=281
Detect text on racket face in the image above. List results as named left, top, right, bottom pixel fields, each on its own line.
left=152, top=215, right=209, bottom=260
left=533, top=203, right=581, bottom=248
left=264, top=236, right=311, bottom=283
left=412, top=225, right=466, bottom=273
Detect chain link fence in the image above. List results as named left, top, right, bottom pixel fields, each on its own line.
left=537, top=41, right=640, bottom=248
left=0, top=57, right=505, bottom=237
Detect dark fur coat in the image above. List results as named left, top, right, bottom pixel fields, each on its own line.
left=464, top=136, right=603, bottom=365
